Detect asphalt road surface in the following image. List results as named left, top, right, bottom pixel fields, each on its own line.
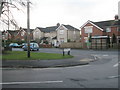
left=2, top=48, right=119, bottom=88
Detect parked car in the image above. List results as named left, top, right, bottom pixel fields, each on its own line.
left=22, top=43, right=39, bottom=51
left=9, top=43, right=22, bottom=48
left=21, top=43, right=27, bottom=47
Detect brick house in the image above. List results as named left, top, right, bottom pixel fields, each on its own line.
left=15, top=28, right=34, bottom=41
left=2, top=30, right=19, bottom=40
left=81, top=16, right=120, bottom=48
left=2, top=28, right=34, bottom=41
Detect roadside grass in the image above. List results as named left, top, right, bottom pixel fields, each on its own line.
left=0, top=55, right=2, bottom=60
left=2, top=51, right=73, bottom=60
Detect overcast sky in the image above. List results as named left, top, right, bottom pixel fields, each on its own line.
left=0, top=0, right=119, bottom=31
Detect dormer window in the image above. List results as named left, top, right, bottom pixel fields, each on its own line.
left=106, top=27, right=111, bottom=32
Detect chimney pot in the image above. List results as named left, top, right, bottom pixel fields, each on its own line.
left=115, top=15, right=119, bottom=21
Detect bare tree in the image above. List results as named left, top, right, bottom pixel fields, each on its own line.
left=0, top=0, right=29, bottom=30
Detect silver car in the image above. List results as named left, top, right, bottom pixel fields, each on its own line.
left=22, top=43, right=39, bottom=51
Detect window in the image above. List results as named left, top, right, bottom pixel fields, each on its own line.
left=106, top=27, right=111, bottom=32
left=60, top=38, right=64, bottom=43
left=60, top=30, right=64, bottom=34
left=74, top=30, right=76, bottom=34
left=36, top=31, right=39, bottom=35
left=84, top=26, right=93, bottom=33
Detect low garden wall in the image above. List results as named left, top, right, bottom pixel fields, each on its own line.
left=39, top=44, right=52, bottom=48
left=60, top=42, right=82, bottom=49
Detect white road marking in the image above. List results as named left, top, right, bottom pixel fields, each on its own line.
left=113, top=62, right=120, bottom=67
left=32, top=65, right=90, bottom=70
left=103, top=55, right=108, bottom=56
left=108, top=75, right=120, bottom=79
left=91, top=54, right=99, bottom=60
left=64, top=65, right=90, bottom=69
left=94, top=56, right=97, bottom=60
left=113, top=63, right=118, bottom=67
left=0, top=81, right=63, bottom=85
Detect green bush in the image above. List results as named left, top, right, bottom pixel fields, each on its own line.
left=67, top=39, right=71, bottom=42
left=43, top=40, right=49, bottom=44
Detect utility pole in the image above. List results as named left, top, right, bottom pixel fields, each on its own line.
left=27, top=0, right=30, bottom=58
left=118, top=1, right=120, bottom=19
left=7, top=0, right=9, bottom=31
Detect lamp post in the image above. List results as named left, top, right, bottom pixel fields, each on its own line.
left=27, top=0, right=30, bottom=58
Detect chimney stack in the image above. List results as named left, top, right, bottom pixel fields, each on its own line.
left=57, top=23, right=60, bottom=27
left=114, top=15, right=119, bottom=21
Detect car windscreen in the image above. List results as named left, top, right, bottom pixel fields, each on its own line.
left=30, top=43, right=39, bottom=47
left=14, top=43, right=18, bottom=45
left=24, top=43, right=39, bottom=47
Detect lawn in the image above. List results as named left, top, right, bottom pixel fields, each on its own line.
left=2, top=51, right=73, bottom=60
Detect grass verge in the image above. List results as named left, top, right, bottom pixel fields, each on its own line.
left=2, top=51, right=73, bottom=60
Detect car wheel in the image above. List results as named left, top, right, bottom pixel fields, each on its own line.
left=37, top=49, right=39, bottom=51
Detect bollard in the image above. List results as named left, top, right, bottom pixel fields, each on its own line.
left=63, top=51, right=65, bottom=56
left=68, top=51, right=70, bottom=55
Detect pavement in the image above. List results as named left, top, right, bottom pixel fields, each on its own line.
left=1, top=48, right=97, bottom=68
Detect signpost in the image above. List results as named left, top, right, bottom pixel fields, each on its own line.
left=84, top=26, right=93, bottom=49
left=63, top=48, right=71, bottom=56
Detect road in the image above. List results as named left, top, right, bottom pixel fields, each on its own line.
left=2, top=48, right=119, bottom=88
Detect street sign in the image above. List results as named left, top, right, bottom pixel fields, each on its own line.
left=63, top=48, right=71, bottom=56
left=64, top=48, right=71, bottom=52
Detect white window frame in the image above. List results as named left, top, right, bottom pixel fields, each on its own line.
left=84, top=26, right=93, bottom=33
left=106, top=27, right=111, bottom=32
left=60, top=30, right=64, bottom=34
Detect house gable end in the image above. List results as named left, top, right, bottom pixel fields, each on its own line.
left=6, top=31, right=12, bottom=37
left=33, top=28, right=42, bottom=34
left=63, top=25, right=80, bottom=31
left=80, top=20, right=104, bottom=31
left=56, top=24, right=68, bottom=31
left=15, top=28, right=26, bottom=37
